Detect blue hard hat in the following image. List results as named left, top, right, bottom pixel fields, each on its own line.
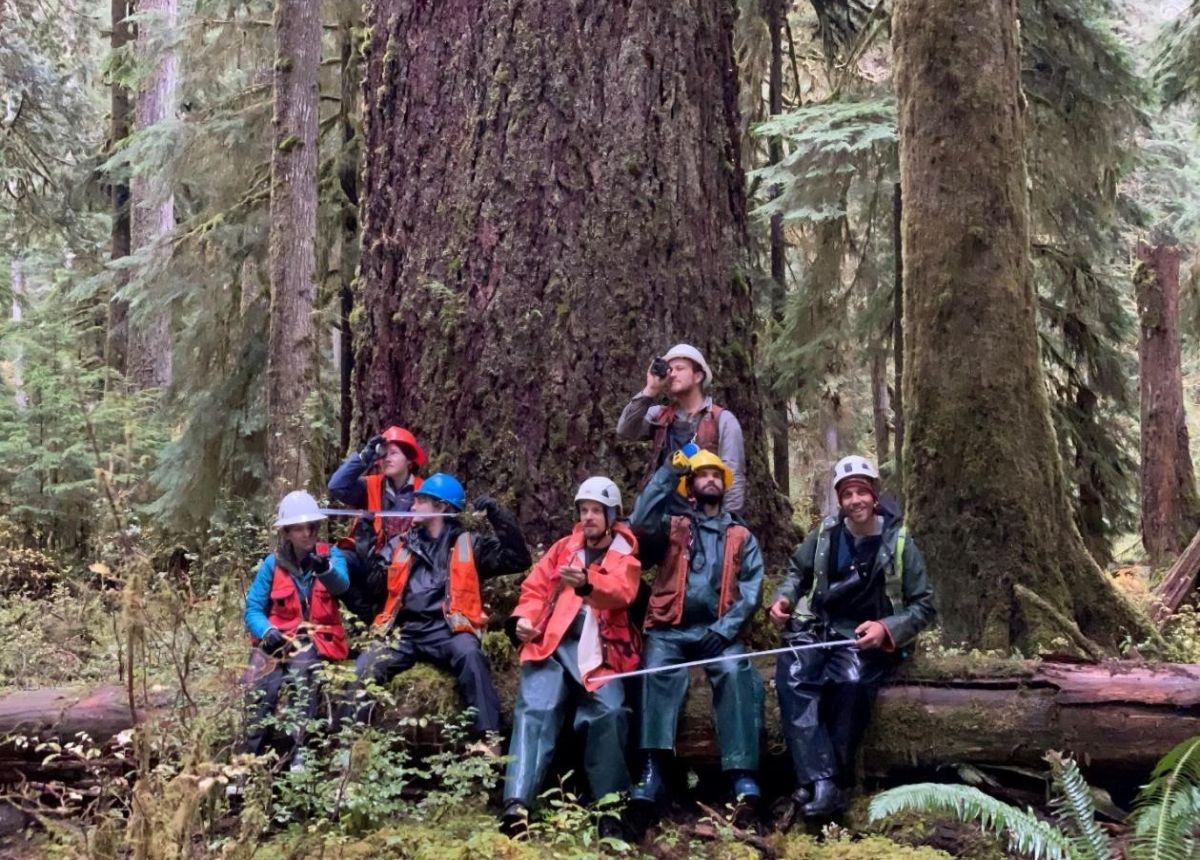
left=415, top=472, right=466, bottom=511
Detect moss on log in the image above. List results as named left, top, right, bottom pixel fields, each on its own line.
left=372, top=655, right=1200, bottom=777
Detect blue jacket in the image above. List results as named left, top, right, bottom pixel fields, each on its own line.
left=244, top=548, right=350, bottom=639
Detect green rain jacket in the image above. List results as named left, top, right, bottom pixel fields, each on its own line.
left=773, top=514, right=936, bottom=647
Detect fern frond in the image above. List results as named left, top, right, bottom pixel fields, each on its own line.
left=868, top=783, right=1078, bottom=860
left=1046, top=751, right=1111, bottom=860
left=1129, top=736, right=1200, bottom=860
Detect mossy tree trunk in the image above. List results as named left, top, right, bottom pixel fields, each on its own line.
left=893, top=0, right=1151, bottom=651
left=336, top=19, right=361, bottom=457
left=265, top=0, right=321, bottom=496
left=1136, top=241, right=1200, bottom=568
left=766, top=0, right=790, bottom=497
left=354, top=0, right=791, bottom=551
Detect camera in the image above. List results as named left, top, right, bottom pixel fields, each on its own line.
left=650, top=357, right=669, bottom=378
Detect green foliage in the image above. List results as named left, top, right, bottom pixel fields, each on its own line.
left=1129, top=736, right=1200, bottom=860
left=0, top=297, right=166, bottom=553
left=1045, top=752, right=1111, bottom=860
left=871, top=740, right=1200, bottom=860
left=869, top=783, right=1078, bottom=860
left=750, top=95, right=897, bottom=225
left=1153, top=1, right=1200, bottom=108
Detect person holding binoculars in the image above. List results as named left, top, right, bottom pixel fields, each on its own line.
left=615, top=343, right=746, bottom=512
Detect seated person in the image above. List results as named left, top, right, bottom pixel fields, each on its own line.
left=341, top=473, right=531, bottom=741
left=240, top=490, right=350, bottom=769
left=501, top=477, right=641, bottom=840
left=770, top=456, right=936, bottom=816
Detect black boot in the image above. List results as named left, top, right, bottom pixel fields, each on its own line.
left=629, top=753, right=666, bottom=806
left=500, top=799, right=530, bottom=839
left=802, top=778, right=847, bottom=817
left=598, top=813, right=628, bottom=842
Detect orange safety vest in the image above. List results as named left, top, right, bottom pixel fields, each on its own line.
left=263, top=544, right=349, bottom=661
left=340, top=473, right=425, bottom=552
left=372, top=532, right=488, bottom=637
left=644, top=517, right=750, bottom=631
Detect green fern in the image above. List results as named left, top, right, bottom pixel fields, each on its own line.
left=868, top=783, right=1078, bottom=860
left=1128, top=736, right=1200, bottom=860
left=1046, top=751, right=1112, bottom=860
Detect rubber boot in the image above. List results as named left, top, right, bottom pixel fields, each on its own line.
left=629, top=753, right=666, bottom=806
left=500, top=799, right=530, bottom=839
left=802, top=778, right=847, bottom=817
left=730, top=771, right=761, bottom=802
left=598, top=813, right=628, bottom=842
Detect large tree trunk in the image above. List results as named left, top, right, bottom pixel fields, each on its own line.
left=105, top=0, right=133, bottom=378
left=265, top=0, right=321, bottom=496
left=766, top=0, right=790, bottom=497
left=1136, top=241, right=1200, bottom=568
left=336, top=19, right=361, bottom=457
left=354, top=0, right=792, bottom=551
left=127, top=0, right=176, bottom=391
left=893, top=0, right=1151, bottom=651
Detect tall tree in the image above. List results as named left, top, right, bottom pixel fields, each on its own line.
left=127, top=0, right=177, bottom=390
left=1135, top=240, right=1200, bottom=566
left=893, top=0, right=1151, bottom=652
left=335, top=16, right=361, bottom=456
left=353, top=0, right=791, bottom=551
left=105, top=0, right=133, bottom=377
left=265, top=0, right=321, bottom=496
left=766, top=0, right=790, bottom=495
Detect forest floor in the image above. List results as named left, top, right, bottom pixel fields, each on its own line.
left=0, top=522, right=1185, bottom=859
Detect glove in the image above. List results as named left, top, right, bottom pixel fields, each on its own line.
left=473, top=496, right=501, bottom=520
left=365, top=559, right=388, bottom=594
left=259, top=627, right=289, bottom=657
left=696, top=630, right=729, bottom=660
left=306, top=552, right=331, bottom=575
left=670, top=450, right=693, bottom=472
left=359, top=434, right=384, bottom=467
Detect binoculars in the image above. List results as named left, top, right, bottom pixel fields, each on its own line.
left=650, top=357, right=669, bottom=378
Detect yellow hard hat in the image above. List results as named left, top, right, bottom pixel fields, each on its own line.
left=677, top=449, right=735, bottom=497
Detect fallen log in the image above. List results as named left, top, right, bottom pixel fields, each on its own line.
left=1153, top=528, right=1200, bottom=620
left=5, top=660, right=1200, bottom=784
left=674, top=659, right=1200, bottom=775
left=0, top=685, right=135, bottom=742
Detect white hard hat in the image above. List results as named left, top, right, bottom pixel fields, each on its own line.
left=575, top=477, right=623, bottom=513
left=832, top=455, right=880, bottom=490
left=274, top=491, right=326, bottom=528
left=662, top=343, right=714, bottom=389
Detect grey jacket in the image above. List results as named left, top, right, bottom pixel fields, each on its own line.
left=616, top=393, right=746, bottom=512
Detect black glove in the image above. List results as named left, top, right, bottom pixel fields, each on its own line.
left=503, top=616, right=523, bottom=649
left=365, top=558, right=387, bottom=593
left=306, top=552, right=331, bottom=575
left=260, top=627, right=289, bottom=657
left=359, top=434, right=384, bottom=467
left=473, top=496, right=500, bottom=517
left=696, top=630, right=729, bottom=660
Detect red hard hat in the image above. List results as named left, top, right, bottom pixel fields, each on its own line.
left=380, top=425, right=427, bottom=466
